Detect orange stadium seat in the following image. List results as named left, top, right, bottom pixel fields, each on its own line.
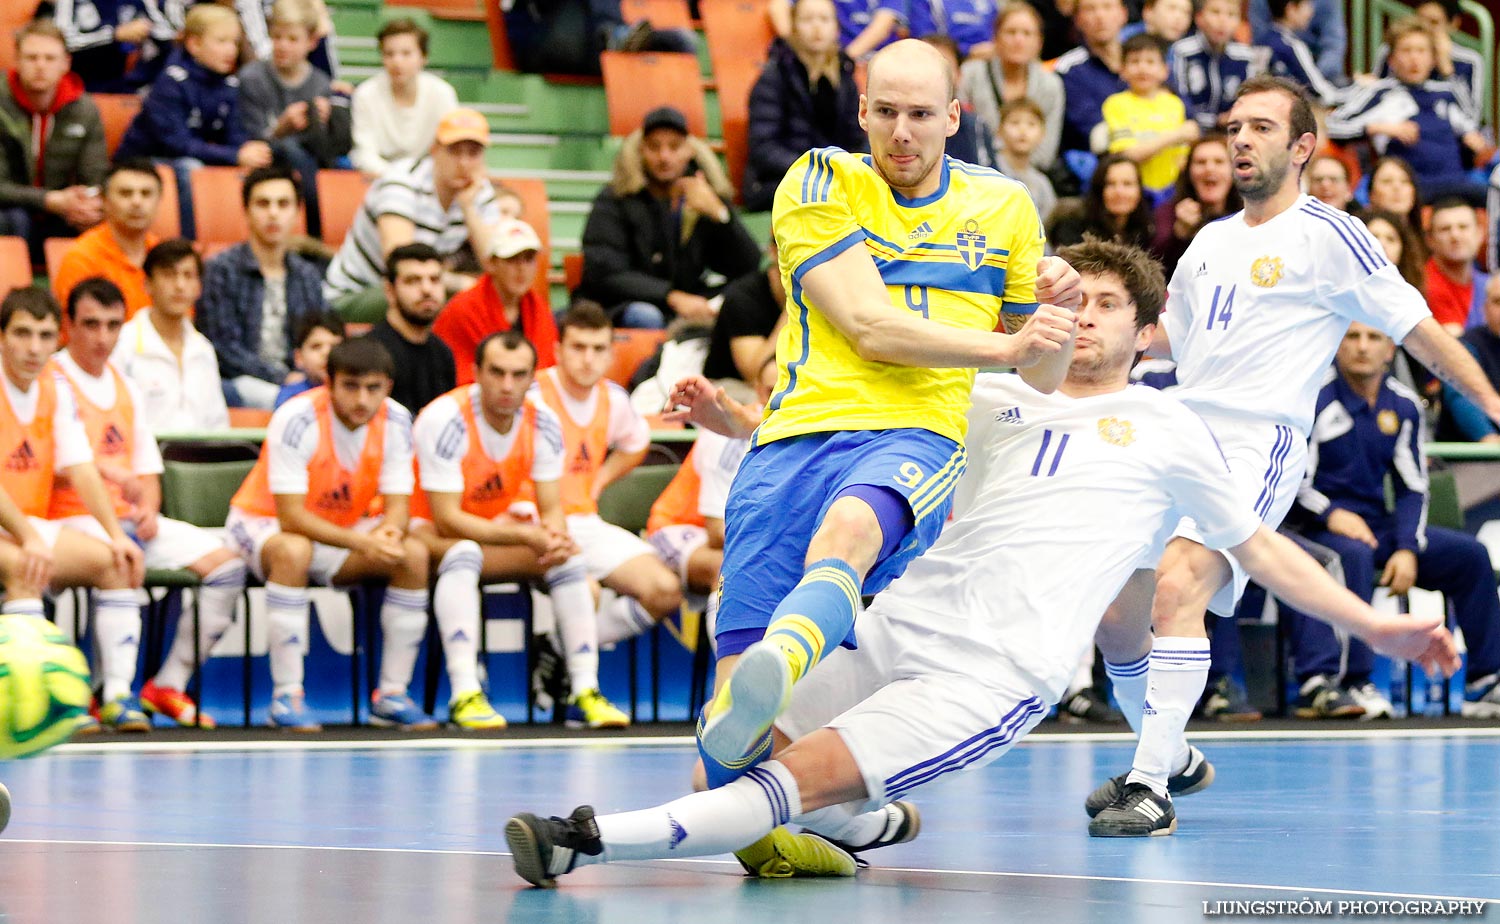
left=152, top=163, right=182, bottom=239
left=0, top=3, right=40, bottom=73
left=601, top=52, right=707, bottom=137
left=619, top=0, right=693, bottom=30
left=94, top=93, right=143, bottom=159
left=400, top=0, right=484, bottom=21
left=43, top=237, right=70, bottom=282
left=702, top=0, right=774, bottom=77
left=0, top=237, right=32, bottom=295
left=492, top=175, right=552, bottom=307
left=316, top=170, right=372, bottom=247
left=484, top=0, right=516, bottom=69
left=191, top=167, right=304, bottom=250
left=563, top=252, right=584, bottom=292
left=607, top=328, right=669, bottom=388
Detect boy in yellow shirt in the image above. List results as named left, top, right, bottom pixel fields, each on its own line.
left=1099, top=34, right=1200, bottom=200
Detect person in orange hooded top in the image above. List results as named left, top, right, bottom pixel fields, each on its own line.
left=528, top=303, right=682, bottom=657
left=411, top=328, right=627, bottom=730
left=0, top=288, right=144, bottom=730
left=52, top=277, right=247, bottom=730
left=224, top=336, right=432, bottom=732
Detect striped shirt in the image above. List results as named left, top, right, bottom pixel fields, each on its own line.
left=322, top=155, right=501, bottom=301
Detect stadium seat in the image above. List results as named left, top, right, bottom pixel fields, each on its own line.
left=316, top=169, right=372, bottom=247
left=399, top=0, right=484, bottom=22
left=493, top=175, right=552, bottom=306
left=563, top=252, right=584, bottom=292
left=152, top=163, right=182, bottom=240
left=0, top=2, right=39, bottom=73
left=191, top=167, right=305, bottom=250
left=42, top=237, right=69, bottom=282
left=0, top=237, right=32, bottom=295
left=597, top=464, right=679, bottom=535
left=702, top=0, right=774, bottom=80
left=483, top=0, right=516, bottom=70
left=607, top=328, right=669, bottom=388
left=601, top=52, right=707, bottom=137
left=227, top=407, right=273, bottom=428
left=619, top=0, right=693, bottom=31
left=94, top=93, right=143, bottom=158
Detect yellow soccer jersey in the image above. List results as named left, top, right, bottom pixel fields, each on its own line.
left=1103, top=89, right=1189, bottom=193
left=760, top=147, right=1044, bottom=447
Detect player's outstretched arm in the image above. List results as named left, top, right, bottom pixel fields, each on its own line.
left=662, top=375, right=762, bottom=439
left=800, top=245, right=1075, bottom=370
left=1231, top=525, right=1460, bottom=676
left=1402, top=318, right=1500, bottom=427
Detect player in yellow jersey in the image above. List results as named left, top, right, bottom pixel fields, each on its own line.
left=680, top=39, right=1082, bottom=813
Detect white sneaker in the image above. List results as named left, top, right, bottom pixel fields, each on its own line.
left=1346, top=682, right=1394, bottom=720
left=1461, top=673, right=1500, bottom=719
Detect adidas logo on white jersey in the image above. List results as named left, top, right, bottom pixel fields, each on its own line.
left=907, top=221, right=934, bottom=241
left=994, top=407, right=1024, bottom=425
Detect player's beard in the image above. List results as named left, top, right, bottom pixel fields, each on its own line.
left=1233, top=146, right=1291, bottom=202
left=1068, top=340, right=1134, bottom=386
left=396, top=299, right=441, bottom=331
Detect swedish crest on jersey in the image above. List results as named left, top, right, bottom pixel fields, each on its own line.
left=1250, top=255, right=1285, bottom=288
left=956, top=219, right=986, bottom=270
left=1097, top=417, right=1136, bottom=447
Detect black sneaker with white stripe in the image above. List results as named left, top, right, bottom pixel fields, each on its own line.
left=506, top=805, right=603, bottom=887
left=1084, top=745, right=1214, bottom=817
left=823, top=801, right=921, bottom=855
left=1088, top=782, right=1177, bottom=837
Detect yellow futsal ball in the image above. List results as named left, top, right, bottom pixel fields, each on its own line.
left=0, top=614, right=91, bottom=760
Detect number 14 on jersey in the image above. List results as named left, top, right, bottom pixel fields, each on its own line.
left=1205, top=284, right=1236, bottom=331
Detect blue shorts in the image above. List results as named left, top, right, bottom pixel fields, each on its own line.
left=715, top=428, right=965, bottom=655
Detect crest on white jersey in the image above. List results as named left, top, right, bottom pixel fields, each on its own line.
left=1097, top=417, right=1136, bottom=447
left=1250, top=255, right=1285, bottom=288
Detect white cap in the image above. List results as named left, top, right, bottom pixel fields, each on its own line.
left=488, top=218, right=542, bottom=258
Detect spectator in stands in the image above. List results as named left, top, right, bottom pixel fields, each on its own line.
left=1371, top=0, right=1485, bottom=123
left=363, top=242, right=455, bottom=414
left=1438, top=276, right=1500, bottom=442
left=769, top=0, right=906, bottom=60
left=1120, top=0, right=1194, bottom=49
left=275, top=311, right=344, bottom=408
left=703, top=239, right=784, bottom=383
left=234, top=0, right=341, bottom=78
left=1423, top=197, right=1488, bottom=334
left=348, top=18, right=458, bottom=176
left=0, top=21, right=107, bottom=259
left=921, top=35, right=991, bottom=165
left=495, top=184, right=524, bottom=221
left=199, top=165, right=328, bottom=410
left=1364, top=155, right=1425, bottom=237
left=1149, top=133, right=1240, bottom=276
left=1249, top=0, right=1345, bottom=85
left=1306, top=153, right=1354, bottom=210
left=1048, top=154, right=1154, bottom=249
left=958, top=2, right=1064, bottom=173
left=1100, top=34, right=1197, bottom=202
left=238, top=0, right=353, bottom=238
left=1054, top=0, right=1129, bottom=169
left=1328, top=19, right=1489, bottom=207
left=577, top=106, right=760, bottom=330
left=1172, top=0, right=1267, bottom=132
left=907, top=0, right=999, bottom=59
left=1285, top=321, right=1500, bottom=720
left=743, top=0, right=864, bottom=212
left=323, top=108, right=501, bottom=320
left=528, top=303, right=683, bottom=650
left=435, top=218, right=558, bottom=386
left=1262, top=0, right=1344, bottom=107
left=52, top=158, right=161, bottom=320
left=53, top=0, right=182, bottom=93
left=1363, top=209, right=1427, bottom=297
left=1489, top=164, right=1498, bottom=274
left=994, top=98, right=1057, bottom=222
left=111, top=239, right=231, bottom=434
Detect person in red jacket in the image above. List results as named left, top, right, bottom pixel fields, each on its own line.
left=434, top=218, right=558, bottom=385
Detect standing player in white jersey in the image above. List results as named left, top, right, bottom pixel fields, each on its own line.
left=1086, top=75, right=1500, bottom=837
left=502, top=239, right=1458, bottom=887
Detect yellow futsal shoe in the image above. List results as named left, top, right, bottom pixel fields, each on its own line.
left=449, top=691, right=508, bottom=730
left=700, top=640, right=794, bottom=768
left=734, top=827, right=858, bottom=879
left=565, top=689, right=630, bottom=729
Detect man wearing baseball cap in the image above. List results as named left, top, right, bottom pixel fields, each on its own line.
left=435, top=217, right=560, bottom=384
left=323, top=107, right=504, bottom=322
left=576, top=105, right=761, bottom=328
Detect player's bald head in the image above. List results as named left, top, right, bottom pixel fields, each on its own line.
left=867, top=38, right=955, bottom=103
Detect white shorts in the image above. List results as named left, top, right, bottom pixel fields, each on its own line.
left=567, top=513, right=656, bottom=581
left=224, top=510, right=381, bottom=585
left=1147, top=415, right=1308, bottom=617
left=647, top=524, right=709, bottom=586
left=776, top=600, right=1050, bottom=815
left=54, top=514, right=221, bottom=572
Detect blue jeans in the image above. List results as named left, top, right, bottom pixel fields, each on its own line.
left=613, top=300, right=667, bottom=329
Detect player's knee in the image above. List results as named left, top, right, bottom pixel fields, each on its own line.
left=642, top=569, right=683, bottom=619
left=398, top=537, right=429, bottom=582
left=263, top=534, right=313, bottom=577
left=812, top=499, right=884, bottom=566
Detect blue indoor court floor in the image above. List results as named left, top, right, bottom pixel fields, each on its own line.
left=1, top=730, right=1497, bottom=923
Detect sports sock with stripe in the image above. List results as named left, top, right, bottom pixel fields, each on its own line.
left=761, top=558, right=861, bottom=685
left=1125, top=637, right=1209, bottom=797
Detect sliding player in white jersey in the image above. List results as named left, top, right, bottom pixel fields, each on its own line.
left=503, top=239, right=1457, bottom=886
left=1086, top=75, right=1500, bottom=836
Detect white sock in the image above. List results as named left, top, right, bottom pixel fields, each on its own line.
left=546, top=556, right=599, bottom=694
left=93, top=589, right=142, bottom=702
left=1126, top=637, right=1209, bottom=797
left=155, top=559, right=245, bottom=691
left=265, top=582, right=309, bottom=697
left=596, top=592, right=657, bottom=646
left=1105, top=652, right=1151, bottom=736
left=1065, top=647, right=1095, bottom=698
left=378, top=586, right=429, bottom=696
left=794, top=800, right=889, bottom=847
left=2, top=598, right=44, bottom=618
left=433, top=541, right=483, bottom=697
left=587, top=760, right=802, bottom=865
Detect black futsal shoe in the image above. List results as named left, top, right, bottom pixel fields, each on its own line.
left=1088, top=783, right=1177, bottom=837
left=506, top=805, right=603, bottom=887
left=1084, top=745, right=1214, bottom=817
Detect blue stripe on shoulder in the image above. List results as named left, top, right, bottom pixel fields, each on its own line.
left=1307, top=200, right=1385, bottom=270
left=1300, top=205, right=1375, bottom=274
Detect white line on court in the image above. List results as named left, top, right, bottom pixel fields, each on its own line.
left=6, top=839, right=1495, bottom=903
left=50, top=724, right=1500, bottom=756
